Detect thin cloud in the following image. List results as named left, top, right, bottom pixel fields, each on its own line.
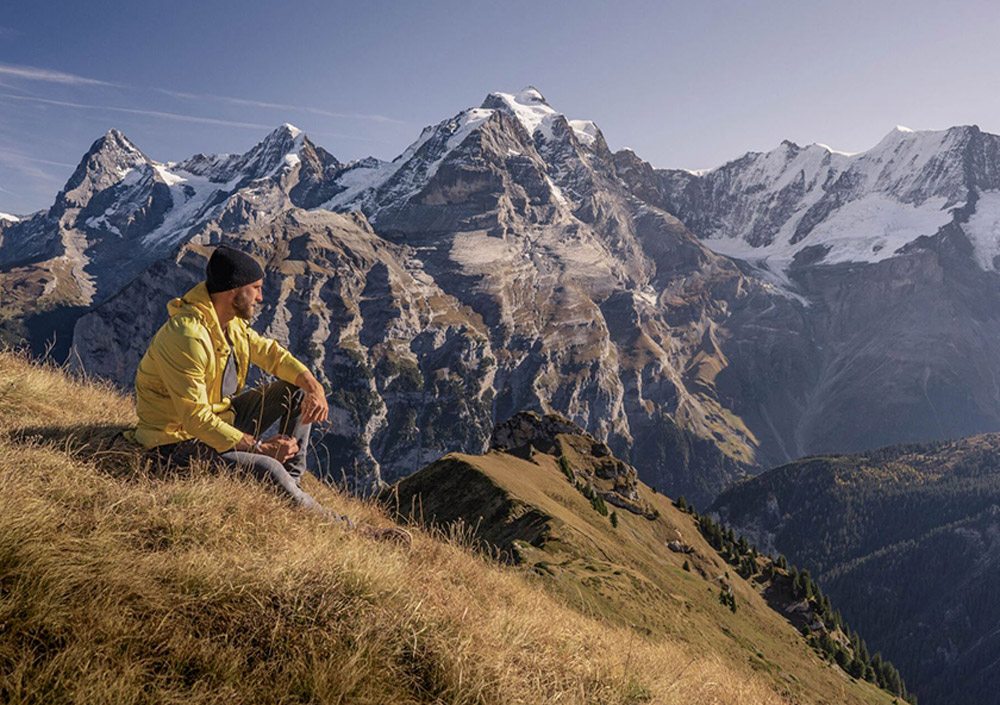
left=0, top=146, right=69, bottom=183
left=0, top=62, right=405, bottom=130
left=2, top=93, right=396, bottom=144
left=0, top=62, right=114, bottom=87
left=0, top=93, right=274, bottom=130
left=160, top=88, right=405, bottom=124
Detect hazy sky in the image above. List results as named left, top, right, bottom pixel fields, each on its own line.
left=2, top=0, right=999, bottom=214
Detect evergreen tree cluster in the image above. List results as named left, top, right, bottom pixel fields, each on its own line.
left=557, top=455, right=574, bottom=481
left=695, top=512, right=760, bottom=579
left=578, top=481, right=608, bottom=516
left=814, top=627, right=914, bottom=703
left=558, top=455, right=611, bottom=520
left=691, top=509, right=914, bottom=702
left=717, top=583, right=737, bottom=613
left=707, top=440, right=1000, bottom=704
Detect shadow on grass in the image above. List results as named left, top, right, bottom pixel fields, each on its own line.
left=760, top=579, right=811, bottom=635
left=6, top=423, right=165, bottom=479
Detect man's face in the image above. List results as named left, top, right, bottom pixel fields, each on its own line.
left=232, top=280, right=264, bottom=320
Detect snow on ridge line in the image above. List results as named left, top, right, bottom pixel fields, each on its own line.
left=321, top=106, right=497, bottom=213
left=487, top=87, right=601, bottom=145
left=0, top=212, right=20, bottom=222
left=569, top=120, right=599, bottom=146
left=690, top=124, right=969, bottom=181
left=701, top=194, right=955, bottom=270
left=813, top=143, right=858, bottom=157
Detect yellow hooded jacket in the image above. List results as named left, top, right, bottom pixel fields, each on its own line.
left=132, top=282, right=309, bottom=452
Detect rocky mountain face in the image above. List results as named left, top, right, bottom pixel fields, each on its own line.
left=8, top=89, right=1000, bottom=506
left=710, top=434, right=1000, bottom=705
left=616, top=125, right=1000, bottom=460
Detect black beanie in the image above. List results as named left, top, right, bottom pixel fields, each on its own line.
left=205, top=246, right=265, bottom=294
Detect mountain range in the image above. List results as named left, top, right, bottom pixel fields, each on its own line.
left=4, top=87, right=1000, bottom=509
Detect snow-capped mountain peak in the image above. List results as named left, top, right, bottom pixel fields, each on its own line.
left=55, top=128, right=149, bottom=210
left=481, top=86, right=600, bottom=146
left=175, top=124, right=308, bottom=184
left=322, top=87, right=608, bottom=220
left=481, top=87, right=556, bottom=136
left=279, top=122, right=303, bottom=139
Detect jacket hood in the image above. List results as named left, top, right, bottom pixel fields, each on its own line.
left=167, top=282, right=225, bottom=338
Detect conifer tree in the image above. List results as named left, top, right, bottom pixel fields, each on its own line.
left=872, top=653, right=885, bottom=688
left=791, top=569, right=803, bottom=599
left=818, top=631, right=836, bottom=657
left=848, top=657, right=865, bottom=679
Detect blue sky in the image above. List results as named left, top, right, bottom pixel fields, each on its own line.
left=2, top=0, right=1000, bottom=214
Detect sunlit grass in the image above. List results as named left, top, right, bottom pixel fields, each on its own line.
left=0, top=349, right=782, bottom=704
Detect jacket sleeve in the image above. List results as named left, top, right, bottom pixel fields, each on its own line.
left=155, top=324, right=245, bottom=452
left=245, top=326, right=309, bottom=384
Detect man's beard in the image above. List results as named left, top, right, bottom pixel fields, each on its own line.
left=233, top=294, right=256, bottom=320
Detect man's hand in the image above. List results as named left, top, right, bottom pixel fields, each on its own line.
left=295, top=371, right=329, bottom=424
left=257, top=434, right=299, bottom=463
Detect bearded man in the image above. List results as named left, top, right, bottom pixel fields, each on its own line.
left=130, top=246, right=408, bottom=544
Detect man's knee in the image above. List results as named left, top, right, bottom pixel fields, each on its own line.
left=235, top=452, right=293, bottom=486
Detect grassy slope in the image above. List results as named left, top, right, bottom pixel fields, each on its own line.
left=0, top=349, right=798, bottom=705
left=390, top=443, right=899, bottom=705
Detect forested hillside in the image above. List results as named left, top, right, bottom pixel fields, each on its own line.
left=712, top=435, right=1000, bottom=704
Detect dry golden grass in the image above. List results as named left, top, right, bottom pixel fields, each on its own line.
left=0, top=349, right=784, bottom=704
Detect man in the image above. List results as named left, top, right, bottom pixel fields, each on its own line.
left=131, top=245, right=408, bottom=543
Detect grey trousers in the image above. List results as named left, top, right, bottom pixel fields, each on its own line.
left=156, top=380, right=322, bottom=511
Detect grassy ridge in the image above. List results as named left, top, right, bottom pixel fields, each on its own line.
left=0, top=350, right=784, bottom=704
left=389, top=439, right=902, bottom=705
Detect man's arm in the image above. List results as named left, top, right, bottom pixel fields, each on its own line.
left=231, top=431, right=299, bottom=462
left=295, top=369, right=329, bottom=424
left=245, top=326, right=328, bottom=424
left=245, top=326, right=309, bottom=384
